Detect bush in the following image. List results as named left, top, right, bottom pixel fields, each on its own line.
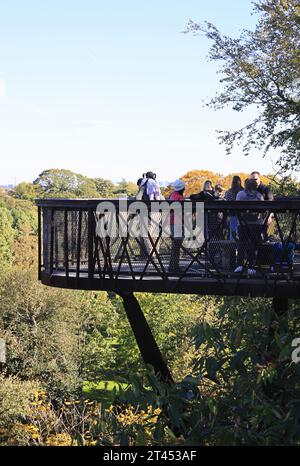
left=0, top=373, right=40, bottom=429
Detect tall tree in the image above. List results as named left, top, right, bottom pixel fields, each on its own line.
left=94, top=178, right=115, bottom=197
left=13, top=182, right=43, bottom=201
left=113, top=179, right=137, bottom=197
left=186, top=0, right=300, bottom=172
left=33, top=169, right=86, bottom=197
left=33, top=169, right=113, bottom=198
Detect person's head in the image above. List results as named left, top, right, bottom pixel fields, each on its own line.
left=245, top=178, right=258, bottom=192
left=215, top=184, right=225, bottom=198
left=137, top=178, right=143, bottom=187
left=250, top=171, right=261, bottom=188
left=146, top=171, right=156, bottom=180
left=203, top=180, right=213, bottom=191
left=173, top=179, right=185, bottom=195
left=231, top=175, right=242, bottom=190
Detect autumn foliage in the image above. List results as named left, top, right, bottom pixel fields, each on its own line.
left=164, top=170, right=272, bottom=197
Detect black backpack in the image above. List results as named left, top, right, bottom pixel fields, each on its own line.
left=141, top=179, right=150, bottom=202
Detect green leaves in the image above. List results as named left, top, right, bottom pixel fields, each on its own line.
left=230, top=350, right=249, bottom=376
left=187, top=0, right=300, bottom=171
left=33, top=169, right=115, bottom=199
left=205, top=357, right=221, bottom=383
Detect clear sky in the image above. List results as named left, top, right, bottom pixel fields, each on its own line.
left=0, top=0, right=277, bottom=185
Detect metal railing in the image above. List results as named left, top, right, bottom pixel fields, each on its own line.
left=36, top=198, right=300, bottom=298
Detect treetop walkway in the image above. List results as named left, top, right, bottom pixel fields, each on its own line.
left=36, top=197, right=300, bottom=382
left=36, top=197, right=300, bottom=299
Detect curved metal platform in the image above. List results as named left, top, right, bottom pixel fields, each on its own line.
left=36, top=198, right=300, bottom=299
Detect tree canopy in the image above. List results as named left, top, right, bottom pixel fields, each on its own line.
left=33, top=169, right=115, bottom=199
left=186, top=0, right=300, bottom=172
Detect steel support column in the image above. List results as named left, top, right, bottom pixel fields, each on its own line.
left=118, top=291, right=174, bottom=384
left=272, top=297, right=289, bottom=315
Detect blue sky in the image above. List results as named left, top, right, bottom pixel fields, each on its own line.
left=0, top=0, right=276, bottom=185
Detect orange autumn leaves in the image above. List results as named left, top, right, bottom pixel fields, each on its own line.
left=164, top=170, right=272, bottom=197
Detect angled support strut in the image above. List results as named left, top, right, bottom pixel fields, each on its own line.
left=118, top=291, right=174, bottom=384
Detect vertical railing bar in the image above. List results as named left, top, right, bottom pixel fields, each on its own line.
left=38, top=206, right=42, bottom=280
left=64, top=209, right=69, bottom=278
left=71, top=211, right=76, bottom=266
left=88, top=208, right=94, bottom=280
left=50, top=208, right=54, bottom=276
left=76, top=210, right=82, bottom=280
left=91, top=209, right=103, bottom=278
left=54, top=216, right=59, bottom=269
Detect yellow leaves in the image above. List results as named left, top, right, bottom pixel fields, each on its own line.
left=45, top=433, right=73, bottom=446
left=239, top=61, right=261, bottom=79
left=107, top=403, right=162, bottom=437
left=12, top=423, right=42, bottom=442
left=3, top=388, right=162, bottom=447
left=165, top=170, right=272, bottom=198
left=84, top=400, right=95, bottom=405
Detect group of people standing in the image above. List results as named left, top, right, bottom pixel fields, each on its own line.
left=133, top=171, right=274, bottom=275
left=188, top=172, right=273, bottom=202
left=134, top=170, right=273, bottom=203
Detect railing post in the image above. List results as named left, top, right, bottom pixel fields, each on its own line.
left=88, top=208, right=94, bottom=280
left=50, top=208, right=54, bottom=276
left=38, top=206, right=41, bottom=280
left=272, top=297, right=289, bottom=315
left=76, top=210, right=82, bottom=280
left=64, top=209, right=69, bottom=278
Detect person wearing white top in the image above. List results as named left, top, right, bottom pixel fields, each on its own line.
left=136, top=172, right=164, bottom=259
left=136, top=172, right=164, bottom=201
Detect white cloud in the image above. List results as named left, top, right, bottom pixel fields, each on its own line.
left=0, top=79, right=7, bottom=103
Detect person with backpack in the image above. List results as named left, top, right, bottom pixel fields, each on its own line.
left=136, top=172, right=164, bottom=260
left=250, top=171, right=274, bottom=240
left=168, top=179, right=185, bottom=273
left=136, top=172, right=164, bottom=201
left=234, top=178, right=265, bottom=275
left=250, top=171, right=274, bottom=201
left=225, top=176, right=244, bottom=240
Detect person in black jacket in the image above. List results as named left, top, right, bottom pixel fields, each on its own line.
left=250, top=171, right=274, bottom=200
left=250, top=170, right=273, bottom=240
left=190, top=180, right=224, bottom=240
left=190, top=180, right=216, bottom=201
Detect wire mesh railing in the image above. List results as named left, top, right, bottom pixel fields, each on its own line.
left=36, top=198, right=300, bottom=295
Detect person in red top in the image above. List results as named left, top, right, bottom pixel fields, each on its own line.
left=169, top=179, right=185, bottom=273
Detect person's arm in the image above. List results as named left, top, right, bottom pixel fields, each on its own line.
left=135, top=185, right=144, bottom=200
left=157, top=185, right=165, bottom=200
left=266, top=187, right=274, bottom=201
left=191, top=191, right=206, bottom=201
left=224, top=190, right=231, bottom=201
left=152, top=180, right=164, bottom=200
left=263, top=189, right=274, bottom=224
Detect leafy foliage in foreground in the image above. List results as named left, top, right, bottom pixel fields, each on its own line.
left=1, top=292, right=299, bottom=445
